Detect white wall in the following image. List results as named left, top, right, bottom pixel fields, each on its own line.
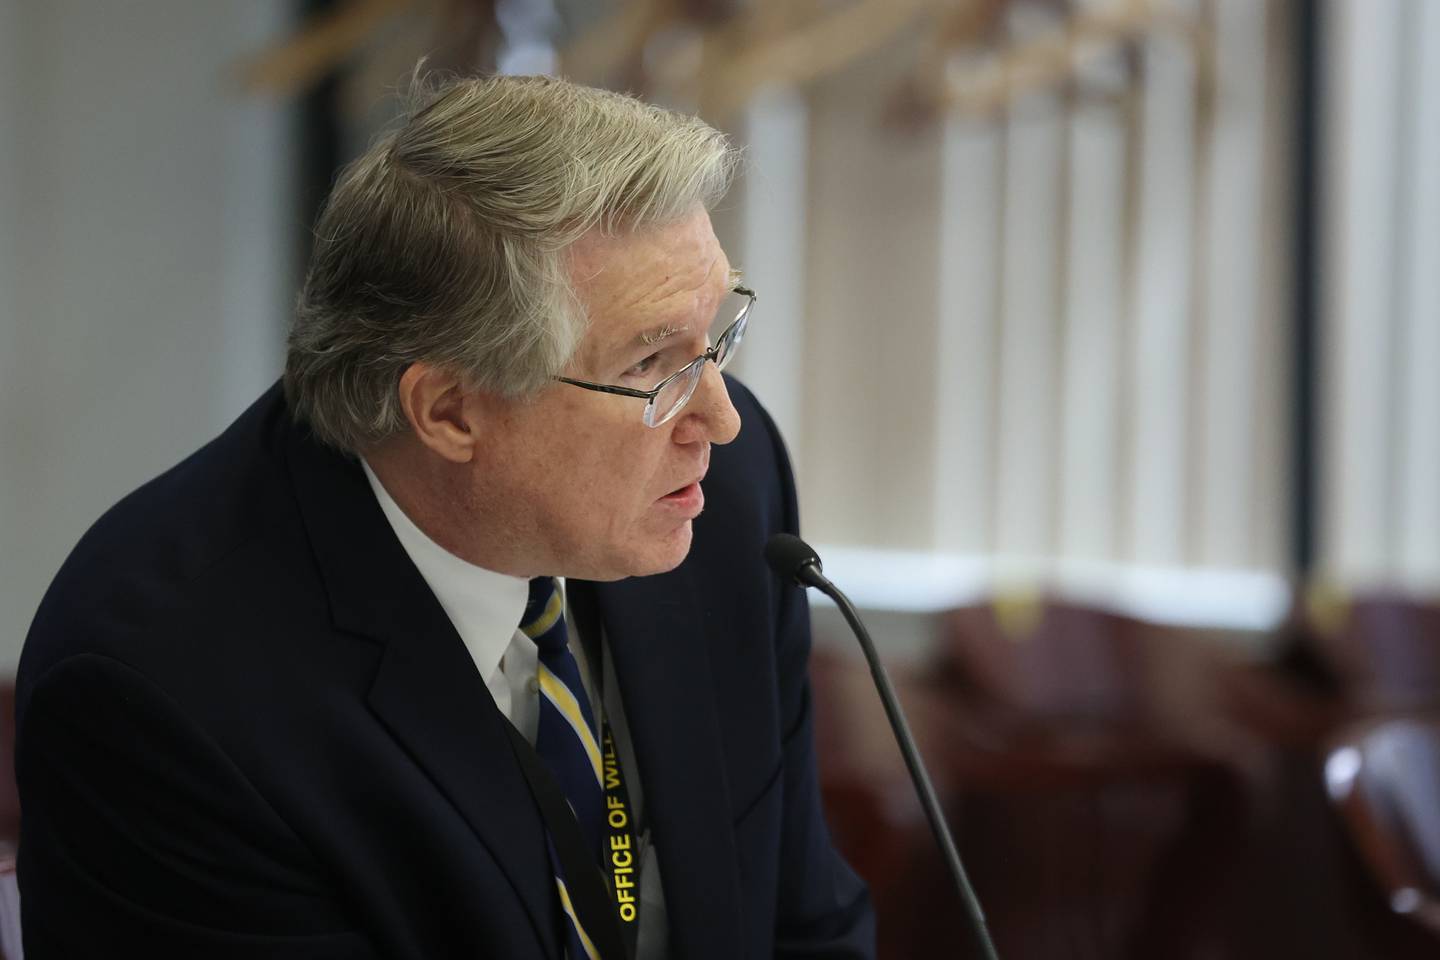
left=0, top=1, right=295, bottom=671
left=730, top=1, right=1293, bottom=632
left=1321, top=0, right=1440, bottom=592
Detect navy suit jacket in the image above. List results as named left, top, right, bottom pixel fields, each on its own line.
left=15, top=378, right=874, bottom=959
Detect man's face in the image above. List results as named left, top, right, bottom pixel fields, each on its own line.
left=465, top=207, right=742, bottom=580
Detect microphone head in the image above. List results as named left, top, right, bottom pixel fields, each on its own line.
left=764, top=533, right=823, bottom=586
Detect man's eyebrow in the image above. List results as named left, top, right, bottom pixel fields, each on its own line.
left=637, top=323, right=685, bottom=347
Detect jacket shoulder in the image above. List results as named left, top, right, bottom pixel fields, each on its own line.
left=17, top=385, right=313, bottom=707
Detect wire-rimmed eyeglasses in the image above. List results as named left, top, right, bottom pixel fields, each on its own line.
left=556, top=285, right=755, bottom=428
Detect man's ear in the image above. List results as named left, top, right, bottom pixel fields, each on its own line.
left=396, top=363, right=479, bottom=464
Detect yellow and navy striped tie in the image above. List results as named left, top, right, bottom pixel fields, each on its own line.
left=522, top=576, right=605, bottom=959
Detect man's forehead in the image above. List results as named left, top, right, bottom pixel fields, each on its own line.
left=569, top=214, right=731, bottom=347
left=569, top=213, right=723, bottom=295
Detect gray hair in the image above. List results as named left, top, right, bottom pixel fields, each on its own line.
left=283, top=73, right=740, bottom=452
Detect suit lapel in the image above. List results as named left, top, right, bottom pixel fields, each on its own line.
left=281, top=416, right=562, bottom=959
left=582, top=572, right=745, bottom=960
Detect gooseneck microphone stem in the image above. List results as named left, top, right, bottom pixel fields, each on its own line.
left=813, top=574, right=1001, bottom=960
left=765, top=534, right=1000, bottom=960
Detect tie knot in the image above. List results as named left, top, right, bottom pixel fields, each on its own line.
left=522, top=577, right=567, bottom=653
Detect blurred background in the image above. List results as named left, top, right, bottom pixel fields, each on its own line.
left=1, top=0, right=1438, bottom=956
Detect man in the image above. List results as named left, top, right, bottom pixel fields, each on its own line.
left=15, top=75, right=874, bottom=958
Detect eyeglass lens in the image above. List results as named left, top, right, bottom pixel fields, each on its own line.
left=644, top=291, right=751, bottom=427
left=648, top=363, right=704, bottom=427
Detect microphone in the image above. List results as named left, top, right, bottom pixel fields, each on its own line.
left=766, top=533, right=1001, bottom=960
left=762, top=532, right=826, bottom=588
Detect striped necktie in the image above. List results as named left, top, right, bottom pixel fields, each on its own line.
left=522, top=576, right=606, bottom=959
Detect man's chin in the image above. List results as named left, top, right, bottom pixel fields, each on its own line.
left=626, top=520, right=695, bottom=578
left=567, top=521, right=695, bottom=582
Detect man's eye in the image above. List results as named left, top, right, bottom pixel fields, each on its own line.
left=624, top=353, right=661, bottom=380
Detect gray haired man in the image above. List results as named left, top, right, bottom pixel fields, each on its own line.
left=17, top=74, right=875, bottom=959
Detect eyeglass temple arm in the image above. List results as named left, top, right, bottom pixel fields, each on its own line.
left=553, top=377, right=657, bottom=401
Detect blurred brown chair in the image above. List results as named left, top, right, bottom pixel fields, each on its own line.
left=917, top=598, right=1259, bottom=959
left=1301, top=592, right=1440, bottom=712
left=1324, top=715, right=1440, bottom=941
left=937, top=598, right=1147, bottom=722
left=1217, top=601, right=1440, bottom=960
left=812, top=599, right=1266, bottom=958
left=816, top=592, right=1440, bottom=959
left=810, top=646, right=962, bottom=959
left=929, top=597, right=1267, bottom=801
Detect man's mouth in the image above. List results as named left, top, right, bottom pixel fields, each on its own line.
left=659, top=480, right=705, bottom=515
left=659, top=455, right=709, bottom=512
left=663, top=481, right=697, bottom=499
left=662, top=461, right=708, bottom=501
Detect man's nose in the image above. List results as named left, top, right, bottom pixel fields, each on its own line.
left=674, top=361, right=740, bottom=445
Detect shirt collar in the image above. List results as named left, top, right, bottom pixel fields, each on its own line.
left=361, top=459, right=530, bottom=683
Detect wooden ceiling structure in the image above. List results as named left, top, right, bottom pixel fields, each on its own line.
left=238, top=0, right=1209, bottom=126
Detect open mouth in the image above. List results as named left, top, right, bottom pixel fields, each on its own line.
left=658, top=481, right=705, bottom=517
left=663, top=481, right=699, bottom=500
